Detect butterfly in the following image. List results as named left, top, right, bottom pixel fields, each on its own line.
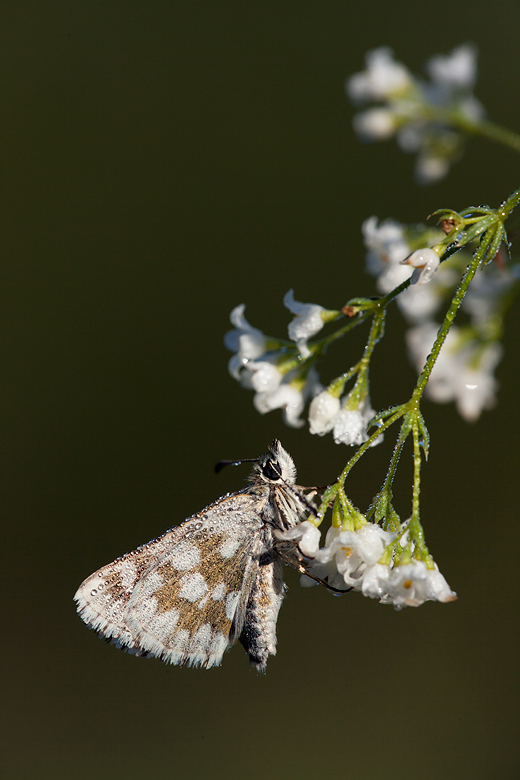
left=74, top=440, right=317, bottom=671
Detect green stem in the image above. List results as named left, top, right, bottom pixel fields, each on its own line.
left=312, top=278, right=412, bottom=356
left=424, top=104, right=520, bottom=155
left=317, top=411, right=399, bottom=521
left=412, top=243, right=486, bottom=400
left=499, top=186, right=520, bottom=220
left=456, top=116, right=520, bottom=155
left=337, top=407, right=404, bottom=487
left=347, top=308, right=386, bottom=405
left=411, top=421, right=421, bottom=524
left=337, top=487, right=357, bottom=531
left=380, top=277, right=411, bottom=306
left=312, top=311, right=371, bottom=353
left=370, top=431, right=408, bottom=516
left=402, top=420, right=431, bottom=562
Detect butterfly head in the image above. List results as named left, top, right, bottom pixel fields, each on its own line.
left=254, top=439, right=297, bottom=486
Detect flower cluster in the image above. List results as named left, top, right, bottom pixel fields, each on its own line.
left=308, top=387, right=380, bottom=447
left=224, top=293, right=338, bottom=428
left=363, top=216, right=518, bottom=421
left=347, top=45, right=484, bottom=183
left=225, top=293, right=382, bottom=446
left=280, top=520, right=457, bottom=609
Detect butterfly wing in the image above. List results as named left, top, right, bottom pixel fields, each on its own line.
left=75, top=493, right=266, bottom=668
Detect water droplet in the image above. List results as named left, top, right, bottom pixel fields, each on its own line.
left=90, top=588, right=97, bottom=595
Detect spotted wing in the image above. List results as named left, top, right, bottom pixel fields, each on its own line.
left=75, top=493, right=266, bottom=668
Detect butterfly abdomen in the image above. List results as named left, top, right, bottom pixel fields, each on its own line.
left=239, top=554, right=285, bottom=671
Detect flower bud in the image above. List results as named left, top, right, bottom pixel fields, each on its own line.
left=400, top=248, right=440, bottom=285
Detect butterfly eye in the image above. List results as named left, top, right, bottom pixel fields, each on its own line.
left=262, top=459, right=282, bottom=481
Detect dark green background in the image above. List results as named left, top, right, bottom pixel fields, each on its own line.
left=2, top=3, right=519, bottom=779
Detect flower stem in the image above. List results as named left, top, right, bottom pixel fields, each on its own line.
left=407, top=419, right=432, bottom=563
left=427, top=105, right=520, bottom=155
left=338, top=407, right=404, bottom=482
left=410, top=421, right=422, bottom=525
left=412, top=243, right=485, bottom=400
left=312, top=311, right=371, bottom=353
left=455, top=115, right=520, bottom=155
left=499, top=186, right=520, bottom=220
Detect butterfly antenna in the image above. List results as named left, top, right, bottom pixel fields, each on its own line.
left=298, top=567, right=351, bottom=595
left=214, top=457, right=259, bottom=475
left=280, top=548, right=351, bottom=594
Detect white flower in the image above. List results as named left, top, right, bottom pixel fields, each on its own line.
left=275, top=520, right=321, bottom=558
left=362, top=216, right=412, bottom=285
left=308, top=386, right=382, bottom=447
left=224, top=303, right=294, bottom=418
left=415, top=153, right=451, bottom=184
left=400, top=248, right=440, bottom=285
left=225, top=304, right=267, bottom=360
left=225, top=304, right=269, bottom=380
left=332, top=397, right=379, bottom=446
left=396, top=124, right=423, bottom=153
left=253, top=368, right=320, bottom=428
left=426, top=44, right=477, bottom=90
left=407, top=322, right=457, bottom=403
left=360, top=562, right=393, bottom=599
left=284, top=289, right=326, bottom=358
left=224, top=301, right=325, bottom=428
left=331, top=525, right=393, bottom=589
left=453, top=344, right=502, bottom=422
left=348, top=45, right=484, bottom=184
left=245, top=359, right=283, bottom=394
left=253, top=383, right=305, bottom=428
left=300, top=527, right=345, bottom=590
left=353, top=107, right=398, bottom=141
left=362, top=217, right=457, bottom=323
left=458, top=94, right=485, bottom=122
left=332, top=409, right=368, bottom=446
left=398, top=128, right=464, bottom=185
left=304, top=523, right=393, bottom=591
left=308, top=390, right=342, bottom=435
left=347, top=48, right=413, bottom=102
left=375, top=561, right=457, bottom=609
left=406, top=322, right=503, bottom=421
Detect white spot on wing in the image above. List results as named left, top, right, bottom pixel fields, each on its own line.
left=219, top=536, right=241, bottom=558
left=147, top=608, right=179, bottom=637
left=175, top=628, right=189, bottom=647
left=168, top=542, right=200, bottom=571
left=179, top=572, right=208, bottom=602
left=212, top=583, right=226, bottom=601
left=119, top=562, right=137, bottom=590
left=139, top=596, right=159, bottom=622
left=134, top=571, right=163, bottom=599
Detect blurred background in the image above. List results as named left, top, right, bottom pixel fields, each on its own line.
left=2, top=2, right=519, bottom=778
